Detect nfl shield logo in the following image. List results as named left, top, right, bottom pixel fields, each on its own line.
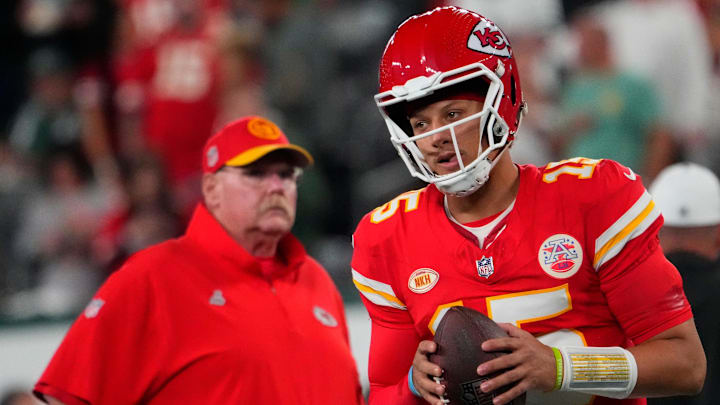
left=476, top=256, right=494, bottom=278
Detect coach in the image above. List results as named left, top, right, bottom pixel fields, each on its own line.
left=34, top=116, right=364, bottom=404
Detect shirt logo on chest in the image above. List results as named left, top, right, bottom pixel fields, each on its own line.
left=476, top=256, right=495, bottom=278
left=408, top=268, right=440, bottom=293
left=538, top=234, right=584, bottom=279
left=209, top=289, right=226, bottom=306
left=313, top=306, right=338, bottom=327
left=84, top=298, right=105, bottom=319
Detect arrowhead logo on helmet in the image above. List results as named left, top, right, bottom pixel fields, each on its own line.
left=468, top=21, right=511, bottom=58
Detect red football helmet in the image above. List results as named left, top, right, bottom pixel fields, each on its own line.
left=375, top=6, right=527, bottom=196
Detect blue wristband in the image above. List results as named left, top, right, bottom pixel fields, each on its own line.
left=408, top=366, right=421, bottom=397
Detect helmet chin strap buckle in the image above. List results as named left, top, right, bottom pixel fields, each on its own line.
left=435, top=157, right=493, bottom=197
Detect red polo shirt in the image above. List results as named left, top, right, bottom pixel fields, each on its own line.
left=35, top=204, right=364, bottom=404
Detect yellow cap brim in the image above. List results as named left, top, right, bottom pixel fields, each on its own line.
left=225, top=144, right=314, bottom=167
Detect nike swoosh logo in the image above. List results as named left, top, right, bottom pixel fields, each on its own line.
left=624, top=168, right=637, bottom=181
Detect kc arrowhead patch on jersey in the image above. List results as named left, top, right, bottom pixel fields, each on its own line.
left=538, top=234, right=583, bottom=279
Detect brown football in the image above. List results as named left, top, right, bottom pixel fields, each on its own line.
left=429, top=306, right=525, bottom=405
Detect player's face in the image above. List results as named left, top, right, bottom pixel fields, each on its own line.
left=408, top=99, right=484, bottom=176
left=209, top=154, right=299, bottom=238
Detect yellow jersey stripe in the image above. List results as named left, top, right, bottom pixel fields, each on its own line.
left=594, top=200, right=656, bottom=268
left=352, top=279, right=406, bottom=310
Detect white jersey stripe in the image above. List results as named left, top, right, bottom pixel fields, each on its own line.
left=594, top=191, right=660, bottom=269
left=352, top=269, right=407, bottom=310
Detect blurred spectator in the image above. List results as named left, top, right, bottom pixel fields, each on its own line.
left=5, top=148, right=121, bottom=319
left=599, top=0, right=713, bottom=168
left=113, top=0, right=233, bottom=217
left=649, top=162, right=720, bottom=405
left=93, top=154, right=183, bottom=273
left=10, top=48, right=84, bottom=163
left=215, top=22, right=272, bottom=127
left=15, top=0, right=119, bottom=174
left=8, top=46, right=119, bottom=184
left=553, top=8, right=673, bottom=179
left=0, top=142, right=36, bottom=304
left=697, top=0, right=720, bottom=176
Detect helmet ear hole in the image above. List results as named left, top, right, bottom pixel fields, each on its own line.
left=510, top=74, right=517, bottom=106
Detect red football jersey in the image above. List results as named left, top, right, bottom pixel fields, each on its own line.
left=351, top=158, right=692, bottom=405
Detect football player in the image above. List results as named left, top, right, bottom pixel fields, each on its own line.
left=351, top=6, right=706, bottom=405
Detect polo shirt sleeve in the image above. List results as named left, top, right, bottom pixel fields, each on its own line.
left=34, top=253, right=167, bottom=404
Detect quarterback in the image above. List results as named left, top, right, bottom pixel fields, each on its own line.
left=351, top=6, right=706, bottom=405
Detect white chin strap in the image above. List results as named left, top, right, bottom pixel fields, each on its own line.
left=436, top=157, right=492, bottom=197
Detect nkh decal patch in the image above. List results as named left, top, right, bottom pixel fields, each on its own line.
left=476, top=256, right=494, bottom=278
left=467, top=20, right=511, bottom=58
left=408, top=268, right=439, bottom=294
left=538, top=234, right=583, bottom=279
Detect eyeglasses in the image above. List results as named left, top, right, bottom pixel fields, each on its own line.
left=219, top=165, right=303, bottom=185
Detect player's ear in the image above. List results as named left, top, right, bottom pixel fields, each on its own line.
left=202, top=172, right=220, bottom=210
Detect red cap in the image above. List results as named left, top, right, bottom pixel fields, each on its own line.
left=202, top=116, right=314, bottom=173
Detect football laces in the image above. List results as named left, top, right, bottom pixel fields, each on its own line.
left=433, top=375, right=450, bottom=404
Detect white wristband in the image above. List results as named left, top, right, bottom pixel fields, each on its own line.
left=558, top=346, right=638, bottom=399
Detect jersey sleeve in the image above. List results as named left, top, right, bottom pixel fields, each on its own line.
left=34, top=253, right=166, bottom=404
left=585, top=160, right=691, bottom=343
left=351, top=214, right=424, bottom=405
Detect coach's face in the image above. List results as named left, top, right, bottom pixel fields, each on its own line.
left=203, top=153, right=300, bottom=242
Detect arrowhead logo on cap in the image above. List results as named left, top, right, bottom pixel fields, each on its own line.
left=247, top=117, right=282, bottom=140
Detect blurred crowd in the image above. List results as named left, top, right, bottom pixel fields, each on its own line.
left=0, top=0, right=719, bottom=323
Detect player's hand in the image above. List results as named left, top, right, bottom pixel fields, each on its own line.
left=476, top=323, right=557, bottom=405
left=412, top=340, right=447, bottom=405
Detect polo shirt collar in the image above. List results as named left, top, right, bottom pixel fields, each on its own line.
left=184, top=204, right=307, bottom=278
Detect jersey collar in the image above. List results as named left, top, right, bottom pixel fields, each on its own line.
left=430, top=164, right=533, bottom=248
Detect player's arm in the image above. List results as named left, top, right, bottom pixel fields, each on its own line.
left=352, top=203, right=439, bottom=405
left=366, top=320, right=434, bottom=405
left=352, top=267, right=430, bottom=404
left=476, top=316, right=704, bottom=405
left=472, top=160, right=705, bottom=404
left=627, top=318, right=705, bottom=397
left=352, top=268, right=434, bottom=405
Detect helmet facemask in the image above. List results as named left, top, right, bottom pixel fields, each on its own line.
left=375, top=62, right=512, bottom=196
